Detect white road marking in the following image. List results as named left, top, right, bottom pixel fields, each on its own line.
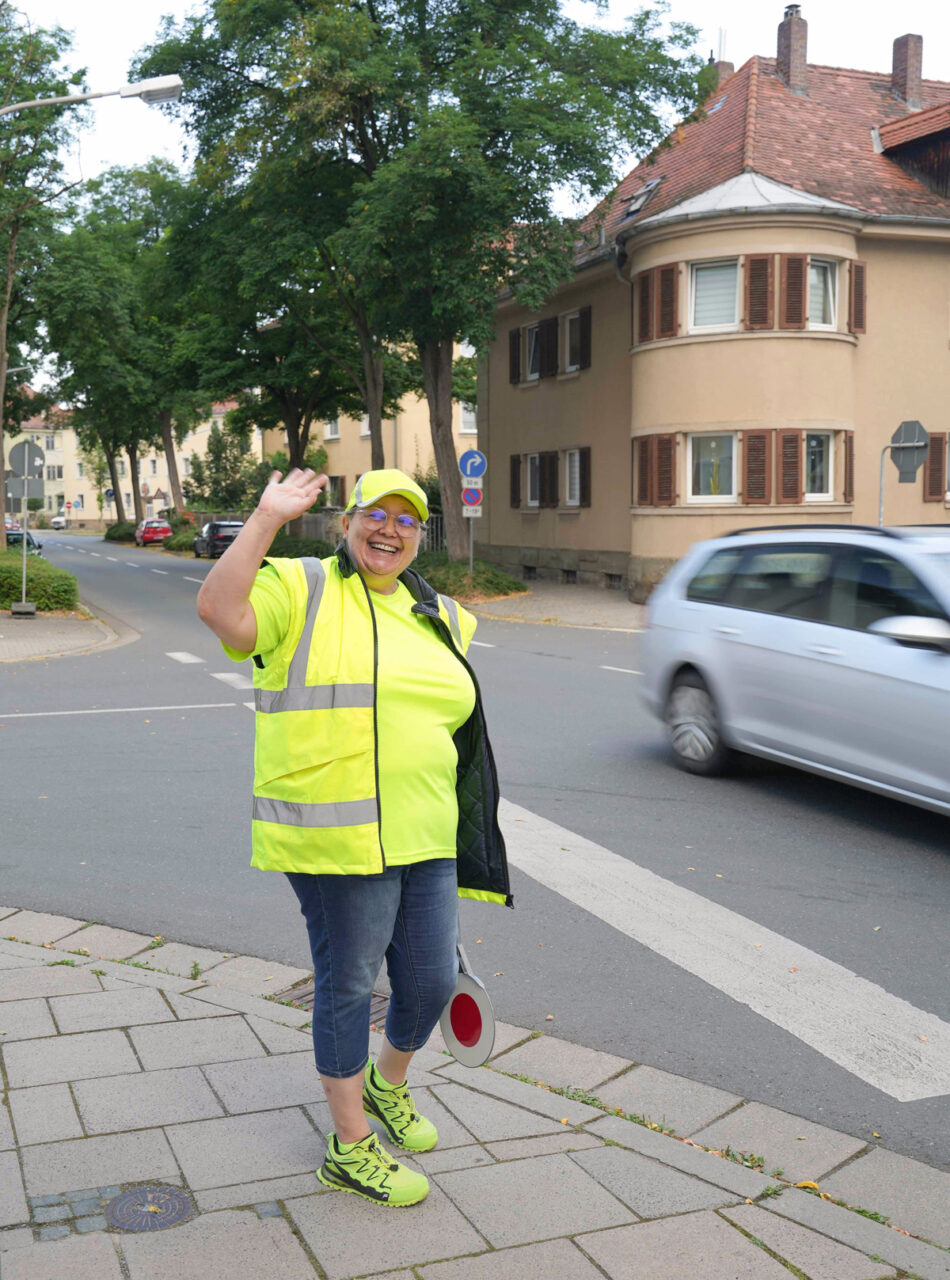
left=244, top=701, right=256, bottom=711
left=470, top=640, right=496, bottom=648
left=151, top=569, right=168, bottom=575
left=501, top=799, right=950, bottom=1102
left=183, top=577, right=203, bottom=584
left=90, top=552, right=100, bottom=557
left=210, top=671, right=254, bottom=690
left=106, top=557, right=118, bottom=562
left=125, top=562, right=138, bottom=567
left=166, top=652, right=204, bottom=664
left=0, top=702, right=237, bottom=720
left=600, top=665, right=642, bottom=675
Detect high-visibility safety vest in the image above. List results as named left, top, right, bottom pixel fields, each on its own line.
left=249, top=546, right=512, bottom=907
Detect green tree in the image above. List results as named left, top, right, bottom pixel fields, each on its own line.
left=139, top=0, right=702, bottom=558
left=0, top=6, right=81, bottom=548
left=79, top=436, right=109, bottom=518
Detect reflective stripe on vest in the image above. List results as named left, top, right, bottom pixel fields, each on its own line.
left=439, top=593, right=462, bottom=649
left=253, top=795, right=378, bottom=829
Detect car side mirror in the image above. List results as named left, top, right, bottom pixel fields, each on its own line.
left=868, top=615, right=950, bottom=652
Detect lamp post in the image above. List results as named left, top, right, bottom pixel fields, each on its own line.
left=0, top=74, right=183, bottom=118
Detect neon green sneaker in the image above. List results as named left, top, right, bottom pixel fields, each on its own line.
left=362, top=1060, right=438, bottom=1152
left=317, top=1131, right=429, bottom=1206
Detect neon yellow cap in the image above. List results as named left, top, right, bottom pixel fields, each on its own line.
left=345, top=469, right=429, bottom=521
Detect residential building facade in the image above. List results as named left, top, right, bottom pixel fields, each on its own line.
left=481, top=7, right=950, bottom=598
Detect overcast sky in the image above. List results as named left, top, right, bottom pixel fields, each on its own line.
left=19, top=0, right=950, bottom=185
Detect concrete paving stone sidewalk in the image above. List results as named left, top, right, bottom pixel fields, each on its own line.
left=3, top=906, right=950, bottom=1278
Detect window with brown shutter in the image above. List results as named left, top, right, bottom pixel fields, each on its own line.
left=742, top=430, right=773, bottom=503
left=508, top=328, right=521, bottom=383
left=637, top=271, right=654, bottom=344
left=579, top=446, right=591, bottom=507
left=779, top=255, right=807, bottom=330
left=777, top=430, right=802, bottom=503
left=655, top=264, right=678, bottom=339
left=578, top=306, right=592, bottom=369
left=849, top=260, right=867, bottom=334
left=510, top=454, right=521, bottom=508
left=539, top=451, right=559, bottom=508
left=745, top=256, right=774, bottom=329
left=538, top=316, right=559, bottom=378
left=636, top=436, right=654, bottom=505
left=843, top=431, right=855, bottom=503
left=924, top=433, right=947, bottom=502
left=654, top=434, right=677, bottom=506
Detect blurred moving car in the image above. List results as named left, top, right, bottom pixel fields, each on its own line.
left=135, top=518, right=173, bottom=546
left=50, top=514, right=67, bottom=529
left=4, top=516, right=20, bottom=531
left=640, top=525, right=950, bottom=816
left=193, top=520, right=243, bottom=559
left=4, top=529, right=43, bottom=555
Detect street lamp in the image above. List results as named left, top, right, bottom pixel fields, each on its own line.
left=0, top=74, right=183, bottom=118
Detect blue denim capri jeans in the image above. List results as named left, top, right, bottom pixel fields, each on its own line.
left=286, top=858, right=459, bottom=1079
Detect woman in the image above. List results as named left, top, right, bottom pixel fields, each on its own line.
left=197, top=466, right=510, bottom=1207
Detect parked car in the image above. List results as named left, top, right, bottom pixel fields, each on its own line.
left=50, top=514, right=67, bottom=529
left=193, top=521, right=244, bottom=559
left=4, top=529, right=43, bottom=555
left=640, top=525, right=950, bottom=816
left=135, top=518, right=173, bottom=546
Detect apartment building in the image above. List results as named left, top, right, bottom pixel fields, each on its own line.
left=481, top=7, right=950, bottom=598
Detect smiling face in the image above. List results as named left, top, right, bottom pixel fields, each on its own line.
left=342, top=494, right=423, bottom=593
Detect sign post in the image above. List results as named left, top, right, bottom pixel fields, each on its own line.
left=8, top=439, right=44, bottom=617
left=879, top=421, right=929, bottom=526
left=458, top=449, right=487, bottom=576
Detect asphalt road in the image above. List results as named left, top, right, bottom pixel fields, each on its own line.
left=3, top=532, right=949, bottom=1172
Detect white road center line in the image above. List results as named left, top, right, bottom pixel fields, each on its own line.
left=166, top=652, right=204, bottom=664
left=125, top=562, right=138, bottom=567
left=501, top=799, right=950, bottom=1102
left=90, top=552, right=100, bottom=557
left=106, top=556, right=118, bottom=561
left=183, top=577, right=203, bottom=584
left=600, top=665, right=642, bottom=675
left=244, top=701, right=256, bottom=711
left=210, top=671, right=254, bottom=690
left=151, top=569, right=168, bottom=575
left=0, top=703, right=237, bottom=720
left=470, top=640, right=496, bottom=648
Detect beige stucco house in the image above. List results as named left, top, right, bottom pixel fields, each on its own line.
left=481, top=6, right=950, bottom=599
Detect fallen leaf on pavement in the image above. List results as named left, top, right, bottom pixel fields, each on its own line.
left=796, top=1181, right=819, bottom=1190
left=545, top=1014, right=554, bottom=1021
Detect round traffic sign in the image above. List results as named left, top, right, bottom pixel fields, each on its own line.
left=439, top=970, right=495, bottom=1066
left=66, top=501, right=72, bottom=509
left=458, top=449, right=487, bottom=479
left=461, top=488, right=483, bottom=506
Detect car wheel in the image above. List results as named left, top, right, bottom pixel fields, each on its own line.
left=194, top=546, right=201, bottom=558
left=665, top=670, right=731, bottom=776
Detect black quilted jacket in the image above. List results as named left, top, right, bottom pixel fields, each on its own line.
left=335, top=545, right=512, bottom=907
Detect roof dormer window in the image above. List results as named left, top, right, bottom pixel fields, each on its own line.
left=625, top=178, right=662, bottom=218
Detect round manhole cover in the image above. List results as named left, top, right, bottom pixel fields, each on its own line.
left=104, top=1186, right=195, bottom=1232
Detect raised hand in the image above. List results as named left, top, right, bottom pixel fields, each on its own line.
left=257, top=469, right=329, bottom=528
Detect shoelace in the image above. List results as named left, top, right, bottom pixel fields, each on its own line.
left=336, top=1135, right=397, bottom=1184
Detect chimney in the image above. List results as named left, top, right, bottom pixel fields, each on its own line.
left=776, top=4, right=807, bottom=95
left=892, top=34, right=923, bottom=109
left=715, top=60, right=735, bottom=87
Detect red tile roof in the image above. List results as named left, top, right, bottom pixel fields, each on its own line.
left=584, top=56, right=950, bottom=249
left=879, top=100, right=950, bottom=150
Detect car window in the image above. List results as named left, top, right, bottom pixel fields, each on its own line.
left=726, top=545, right=834, bottom=620
left=685, top=548, right=744, bottom=602
left=828, top=548, right=947, bottom=631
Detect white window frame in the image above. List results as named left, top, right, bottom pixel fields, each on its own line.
left=360, top=413, right=370, bottom=437
left=76, top=462, right=84, bottom=478
left=183, top=457, right=191, bottom=476
left=73, top=494, right=84, bottom=510
left=804, top=431, right=834, bottom=501
left=808, top=259, right=837, bottom=330
left=526, top=453, right=540, bottom=507
left=324, top=417, right=339, bottom=440
left=563, top=311, right=582, bottom=373
left=45, top=434, right=56, bottom=451
left=565, top=448, right=581, bottom=506
left=124, top=492, right=132, bottom=508
left=118, top=461, right=126, bottom=477
left=689, top=259, right=740, bottom=334
left=150, top=458, right=158, bottom=476
left=524, top=324, right=540, bottom=381
left=686, top=432, right=737, bottom=503
left=460, top=403, right=477, bottom=435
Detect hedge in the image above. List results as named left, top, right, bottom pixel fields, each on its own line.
left=414, top=552, right=527, bottom=601
left=0, top=552, right=78, bottom=611
left=104, top=521, right=137, bottom=543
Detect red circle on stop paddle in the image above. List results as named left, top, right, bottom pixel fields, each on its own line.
left=449, top=992, right=482, bottom=1047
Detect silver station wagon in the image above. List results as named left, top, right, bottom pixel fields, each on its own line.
left=640, top=526, right=950, bottom=816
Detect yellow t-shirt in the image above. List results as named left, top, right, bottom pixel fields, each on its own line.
left=230, top=569, right=476, bottom=866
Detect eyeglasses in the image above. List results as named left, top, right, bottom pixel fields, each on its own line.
left=357, top=508, right=423, bottom=537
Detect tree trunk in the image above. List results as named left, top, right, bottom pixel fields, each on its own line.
left=160, top=410, right=184, bottom=512
left=361, top=345, right=386, bottom=470
left=104, top=444, right=125, bottom=524
left=283, top=402, right=304, bottom=470
left=0, top=221, right=20, bottom=552
left=128, top=443, right=144, bottom=524
left=418, top=337, right=465, bottom=559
